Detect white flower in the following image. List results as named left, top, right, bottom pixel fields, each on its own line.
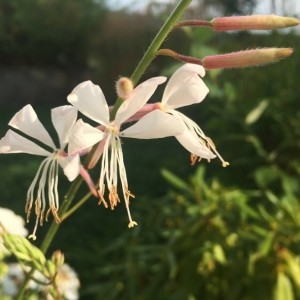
left=1, top=263, right=24, bottom=296
left=48, top=263, right=80, bottom=300
left=0, top=105, right=80, bottom=239
left=67, top=77, right=184, bottom=227
left=164, top=63, right=229, bottom=166
left=124, top=63, right=228, bottom=166
left=0, top=207, right=28, bottom=255
left=1, top=262, right=80, bottom=300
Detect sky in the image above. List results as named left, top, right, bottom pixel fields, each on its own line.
left=108, top=0, right=300, bottom=16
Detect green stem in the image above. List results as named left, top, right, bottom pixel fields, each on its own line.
left=15, top=1, right=191, bottom=298
left=110, top=0, right=192, bottom=119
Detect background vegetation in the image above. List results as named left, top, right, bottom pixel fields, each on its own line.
left=0, top=0, right=299, bottom=299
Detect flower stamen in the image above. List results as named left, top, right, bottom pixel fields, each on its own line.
left=204, top=136, right=229, bottom=167
left=97, top=185, right=108, bottom=208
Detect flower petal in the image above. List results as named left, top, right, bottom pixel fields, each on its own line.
left=161, top=63, right=209, bottom=109
left=120, top=110, right=185, bottom=139
left=8, top=104, right=56, bottom=149
left=51, top=105, right=78, bottom=149
left=175, top=130, right=216, bottom=159
left=0, top=129, right=51, bottom=156
left=115, top=76, right=166, bottom=125
left=67, top=80, right=109, bottom=126
left=68, top=119, right=105, bottom=155
left=57, top=153, right=80, bottom=181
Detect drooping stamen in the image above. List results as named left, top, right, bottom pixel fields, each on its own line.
left=97, top=185, right=108, bottom=208
left=97, top=125, right=138, bottom=228
left=204, top=137, right=229, bottom=167
left=26, top=152, right=62, bottom=239
left=169, top=109, right=229, bottom=167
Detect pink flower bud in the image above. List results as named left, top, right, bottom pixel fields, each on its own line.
left=211, top=15, right=299, bottom=31
left=202, top=48, right=293, bottom=69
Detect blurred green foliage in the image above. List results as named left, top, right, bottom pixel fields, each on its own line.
left=0, top=1, right=300, bottom=299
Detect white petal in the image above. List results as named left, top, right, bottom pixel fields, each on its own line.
left=57, top=154, right=80, bottom=181
left=176, top=130, right=216, bottom=159
left=67, top=80, right=109, bottom=126
left=120, top=110, right=185, bottom=139
left=162, top=63, right=209, bottom=109
left=68, top=119, right=105, bottom=155
left=115, top=76, right=166, bottom=125
left=51, top=105, right=78, bottom=149
left=8, top=104, right=55, bottom=149
left=0, top=129, right=51, bottom=156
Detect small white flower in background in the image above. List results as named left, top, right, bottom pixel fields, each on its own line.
left=1, top=263, right=24, bottom=296
left=0, top=207, right=28, bottom=255
left=47, top=263, right=80, bottom=300
left=67, top=77, right=184, bottom=228
left=124, top=63, right=229, bottom=167
left=0, top=105, right=80, bottom=240
left=1, top=262, right=80, bottom=300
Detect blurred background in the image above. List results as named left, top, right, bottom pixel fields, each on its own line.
left=0, top=0, right=300, bottom=299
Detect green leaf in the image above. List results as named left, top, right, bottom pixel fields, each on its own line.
left=245, top=99, right=269, bottom=125
left=161, top=169, right=190, bottom=192
left=273, top=271, right=294, bottom=300
left=213, top=244, right=226, bottom=264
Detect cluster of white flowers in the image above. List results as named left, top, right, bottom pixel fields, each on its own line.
left=0, top=207, right=80, bottom=299
left=0, top=63, right=228, bottom=238
left=0, top=207, right=28, bottom=254
left=1, top=262, right=80, bottom=299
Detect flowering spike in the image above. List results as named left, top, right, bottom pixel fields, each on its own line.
left=202, top=48, right=293, bottom=69
left=211, top=15, right=299, bottom=31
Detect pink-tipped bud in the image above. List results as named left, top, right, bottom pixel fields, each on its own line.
left=116, top=77, right=134, bottom=100
left=202, top=48, right=293, bottom=69
left=212, top=15, right=299, bottom=31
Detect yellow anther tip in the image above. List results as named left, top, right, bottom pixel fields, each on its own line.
left=128, top=221, right=138, bottom=228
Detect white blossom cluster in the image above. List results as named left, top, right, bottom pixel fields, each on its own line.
left=0, top=64, right=227, bottom=238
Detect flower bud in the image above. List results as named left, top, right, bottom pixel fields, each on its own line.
left=202, top=48, right=293, bottom=69
left=116, top=77, right=134, bottom=100
left=51, top=250, right=65, bottom=268
left=211, top=15, right=299, bottom=31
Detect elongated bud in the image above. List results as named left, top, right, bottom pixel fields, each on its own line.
left=202, top=48, right=293, bottom=69
left=116, top=77, right=134, bottom=100
left=156, top=48, right=293, bottom=69
left=211, top=15, right=299, bottom=31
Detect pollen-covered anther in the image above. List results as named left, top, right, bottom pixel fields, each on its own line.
left=25, top=198, right=32, bottom=223
left=46, top=205, right=61, bottom=224
left=109, top=186, right=120, bottom=209
left=128, top=221, right=138, bottom=228
left=97, top=186, right=108, bottom=208
left=125, top=188, right=135, bottom=200
left=190, top=154, right=203, bottom=166
left=116, top=77, right=134, bottom=100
